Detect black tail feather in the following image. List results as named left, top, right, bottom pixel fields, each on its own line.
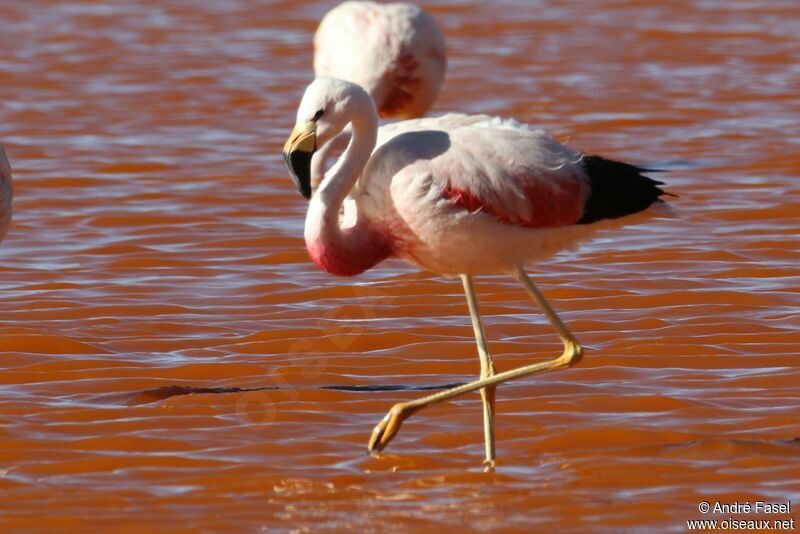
left=578, top=155, right=671, bottom=225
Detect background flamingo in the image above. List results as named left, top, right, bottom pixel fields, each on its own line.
left=0, top=144, right=12, bottom=244
left=311, top=1, right=446, bottom=189
left=283, top=77, right=671, bottom=468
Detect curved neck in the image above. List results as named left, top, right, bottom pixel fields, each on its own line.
left=317, top=112, right=377, bottom=210
left=304, top=104, right=392, bottom=276
left=310, top=128, right=352, bottom=193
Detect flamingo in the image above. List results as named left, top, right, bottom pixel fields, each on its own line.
left=282, top=77, right=672, bottom=468
left=0, top=144, right=12, bottom=244
left=311, top=1, right=446, bottom=189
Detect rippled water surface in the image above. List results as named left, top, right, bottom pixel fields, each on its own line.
left=1, top=0, right=799, bottom=531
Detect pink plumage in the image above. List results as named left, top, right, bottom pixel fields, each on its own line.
left=313, top=1, right=446, bottom=119
left=283, top=77, right=672, bottom=467
left=310, top=1, right=447, bottom=190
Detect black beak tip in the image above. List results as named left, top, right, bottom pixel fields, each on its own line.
left=283, top=150, right=313, bottom=200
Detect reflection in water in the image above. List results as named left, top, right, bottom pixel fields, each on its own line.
left=1, top=0, right=799, bottom=531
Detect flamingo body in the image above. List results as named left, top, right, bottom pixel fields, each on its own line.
left=0, top=144, right=13, bottom=244
left=314, top=1, right=446, bottom=119
left=354, top=116, right=603, bottom=275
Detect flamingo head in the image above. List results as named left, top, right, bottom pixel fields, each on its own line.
left=283, top=77, right=374, bottom=199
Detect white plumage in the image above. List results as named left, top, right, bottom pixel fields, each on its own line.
left=311, top=1, right=446, bottom=188
left=359, top=113, right=594, bottom=274
left=314, top=1, right=446, bottom=119
left=283, top=78, right=671, bottom=468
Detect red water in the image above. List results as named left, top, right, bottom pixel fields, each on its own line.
left=1, top=1, right=799, bottom=531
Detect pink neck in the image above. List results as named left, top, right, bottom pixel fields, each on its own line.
left=306, top=217, right=394, bottom=277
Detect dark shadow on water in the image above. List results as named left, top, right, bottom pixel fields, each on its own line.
left=120, top=382, right=466, bottom=405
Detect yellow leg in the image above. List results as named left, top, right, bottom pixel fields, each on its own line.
left=367, top=266, right=583, bottom=461
left=461, top=275, right=497, bottom=471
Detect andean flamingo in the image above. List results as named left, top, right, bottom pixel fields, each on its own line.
left=311, top=1, right=446, bottom=189
left=282, top=77, right=671, bottom=468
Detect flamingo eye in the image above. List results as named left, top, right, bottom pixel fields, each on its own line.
left=312, top=109, right=324, bottom=121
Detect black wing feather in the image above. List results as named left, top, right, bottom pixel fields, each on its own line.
left=578, top=155, right=671, bottom=225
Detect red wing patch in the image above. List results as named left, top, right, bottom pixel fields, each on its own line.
left=441, top=177, right=585, bottom=228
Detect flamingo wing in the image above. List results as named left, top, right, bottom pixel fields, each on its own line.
left=362, top=116, right=668, bottom=230
left=435, top=124, right=590, bottom=228
left=363, top=118, right=590, bottom=228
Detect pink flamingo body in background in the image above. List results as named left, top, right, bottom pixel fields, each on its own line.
left=0, top=144, right=13, bottom=244
left=283, top=77, right=671, bottom=468
left=314, top=1, right=446, bottom=119
left=311, top=1, right=446, bottom=189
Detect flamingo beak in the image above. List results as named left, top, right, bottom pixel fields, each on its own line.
left=283, top=121, right=316, bottom=199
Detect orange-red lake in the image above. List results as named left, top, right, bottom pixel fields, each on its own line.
left=1, top=1, right=798, bottom=531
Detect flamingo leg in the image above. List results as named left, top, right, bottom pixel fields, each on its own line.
left=367, top=266, right=583, bottom=462
left=461, top=274, right=497, bottom=471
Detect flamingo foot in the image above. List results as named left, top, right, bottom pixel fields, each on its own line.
left=367, top=403, right=411, bottom=454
